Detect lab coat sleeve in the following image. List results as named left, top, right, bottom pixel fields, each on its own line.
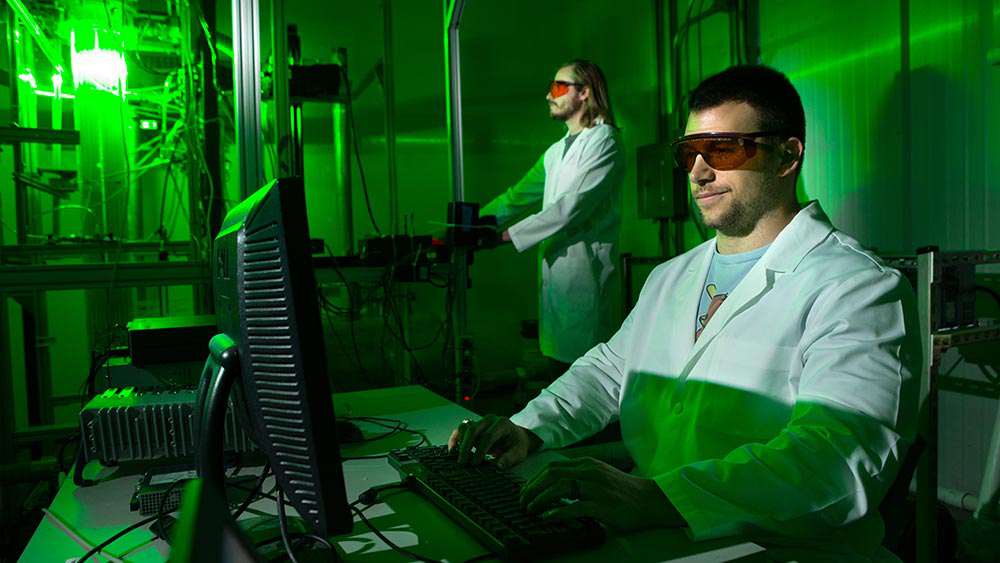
left=506, top=133, right=623, bottom=252
left=656, top=268, right=920, bottom=540
left=480, top=154, right=547, bottom=227
left=509, top=300, right=634, bottom=448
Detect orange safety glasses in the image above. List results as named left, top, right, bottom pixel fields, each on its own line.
left=672, top=131, right=789, bottom=172
left=548, top=80, right=584, bottom=98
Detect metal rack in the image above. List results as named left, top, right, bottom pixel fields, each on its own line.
left=884, top=249, right=1000, bottom=563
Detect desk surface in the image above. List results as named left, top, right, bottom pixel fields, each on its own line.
left=21, top=385, right=766, bottom=562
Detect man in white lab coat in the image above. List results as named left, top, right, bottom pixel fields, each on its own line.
left=452, top=65, right=920, bottom=561
left=481, top=59, right=624, bottom=375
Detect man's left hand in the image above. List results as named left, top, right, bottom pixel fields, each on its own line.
left=519, top=457, right=686, bottom=532
left=501, top=229, right=511, bottom=242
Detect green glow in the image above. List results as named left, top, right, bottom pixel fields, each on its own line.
left=17, top=70, right=37, bottom=89
left=70, top=29, right=128, bottom=94
left=7, top=0, right=64, bottom=73
left=788, top=7, right=1000, bottom=80
left=139, top=119, right=159, bottom=131
left=33, top=90, right=76, bottom=99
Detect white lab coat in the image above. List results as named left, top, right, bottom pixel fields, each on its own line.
left=481, top=123, right=624, bottom=363
left=510, top=202, right=920, bottom=560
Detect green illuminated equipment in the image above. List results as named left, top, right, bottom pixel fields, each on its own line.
left=70, top=28, right=128, bottom=94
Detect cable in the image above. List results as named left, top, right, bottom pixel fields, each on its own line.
left=975, top=285, right=1000, bottom=312
left=231, top=462, right=271, bottom=521
left=154, top=477, right=184, bottom=539
left=76, top=514, right=160, bottom=562
left=351, top=505, right=438, bottom=562
left=325, top=246, right=371, bottom=376
left=277, top=489, right=304, bottom=563
left=341, top=65, right=382, bottom=236
left=348, top=416, right=430, bottom=448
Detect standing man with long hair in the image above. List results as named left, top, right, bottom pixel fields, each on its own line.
left=482, top=59, right=625, bottom=382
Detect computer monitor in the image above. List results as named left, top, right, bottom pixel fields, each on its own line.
left=195, top=177, right=353, bottom=536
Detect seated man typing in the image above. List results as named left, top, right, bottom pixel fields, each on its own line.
left=449, top=65, right=920, bottom=561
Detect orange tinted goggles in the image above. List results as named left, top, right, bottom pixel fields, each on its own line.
left=549, top=80, right=583, bottom=98
left=672, top=131, right=788, bottom=172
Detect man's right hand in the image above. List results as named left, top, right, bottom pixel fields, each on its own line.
left=447, top=415, right=543, bottom=469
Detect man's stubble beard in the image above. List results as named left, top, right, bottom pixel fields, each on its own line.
left=550, top=97, right=582, bottom=122
left=699, top=181, right=781, bottom=238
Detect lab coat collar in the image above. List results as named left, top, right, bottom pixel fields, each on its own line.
left=682, top=200, right=834, bottom=366
left=760, top=200, right=835, bottom=274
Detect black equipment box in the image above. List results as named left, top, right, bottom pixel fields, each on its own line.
left=128, top=315, right=217, bottom=367
left=80, top=388, right=256, bottom=465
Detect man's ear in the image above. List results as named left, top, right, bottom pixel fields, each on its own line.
left=777, top=137, right=804, bottom=178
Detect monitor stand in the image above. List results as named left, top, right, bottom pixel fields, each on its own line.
left=195, top=333, right=242, bottom=499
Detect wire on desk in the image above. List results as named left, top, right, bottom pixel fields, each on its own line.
left=339, top=416, right=430, bottom=461
left=347, top=482, right=443, bottom=563
left=231, top=462, right=272, bottom=521
left=277, top=489, right=302, bottom=563
left=154, top=477, right=185, bottom=540
left=277, top=489, right=336, bottom=563
left=76, top=514, right=160, bottom=563
left=350, top=504, right=440, bottom=563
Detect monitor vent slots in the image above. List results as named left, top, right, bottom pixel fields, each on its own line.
left=241, top=224, right=321, bottom=521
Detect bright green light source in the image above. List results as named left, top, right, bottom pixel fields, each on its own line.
left=70, top=29, right=127, bottom=94
left=33, top=90, right=76, bottom=99
left=17, top=69, right=37, bottom=89
left=139, top=119, right=159, bottom=131
left=52, top=73, right=63, bottom=90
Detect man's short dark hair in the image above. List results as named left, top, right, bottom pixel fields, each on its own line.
left=688, top=65, right=805, bottom=145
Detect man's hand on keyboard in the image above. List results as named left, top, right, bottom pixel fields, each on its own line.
left=519, top=457, right=687, bottom=532
left=447, top=415, right=543, bottom=469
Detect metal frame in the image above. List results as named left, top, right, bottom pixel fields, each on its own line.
left=271, top=0, right=293, bottom=177
left=0, top=126, right=79, bottom=145
left=0, top=262, right=209, bottom=293
left=911, top=249, right=1000, bottom=562
left=445, top=0, right=469, bottom=402
left=384, top=0, right=399, bottom=236
left=232, top=0, right=265, bottom=197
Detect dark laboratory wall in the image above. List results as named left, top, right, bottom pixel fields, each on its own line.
left=460, top=1, right=660, bottom=380
left=282, top=0, right=662, bottom=389
left=758, top=0, right=999, bottom=498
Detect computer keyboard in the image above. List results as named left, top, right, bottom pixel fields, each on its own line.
left=388, top=445, right=605, bottom=560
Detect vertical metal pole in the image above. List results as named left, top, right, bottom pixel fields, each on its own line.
left=51, top=76, right=62, bottom=235
left=654, top=0, right=666, bottom=143
left=743, top=0, right=761, bottom=64
left=445, top=0, right=468, bottom=401
left=201, top=0, right=222, bottom=239
left=899, top=0, right=912, bottom=249
left=232, top=0, right=265, bottom=197
left=383, top=0, right=408, bottom=384
left=0, top=6, right=15, bottom=473
left=334, top=48, right=354, bottom=254
left=915, top=249, right=938, bottom=563
left=271, top=0, right=293, bottom=177
left=384, top=0, right=399, bottom=236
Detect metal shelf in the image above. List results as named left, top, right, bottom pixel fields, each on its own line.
left=933, top=319, right=1000, bottom=350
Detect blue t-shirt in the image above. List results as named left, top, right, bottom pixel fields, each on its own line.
left=695, top=242, right=770, bottom=340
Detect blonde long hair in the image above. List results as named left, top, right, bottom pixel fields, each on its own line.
left=564, top=59, right=617, bottom=128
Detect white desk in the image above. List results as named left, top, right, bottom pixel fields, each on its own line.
left=21, top=386, right=767, bottom=562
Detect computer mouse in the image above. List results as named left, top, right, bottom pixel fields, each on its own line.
left=336, top=420, right=364, bottom=444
